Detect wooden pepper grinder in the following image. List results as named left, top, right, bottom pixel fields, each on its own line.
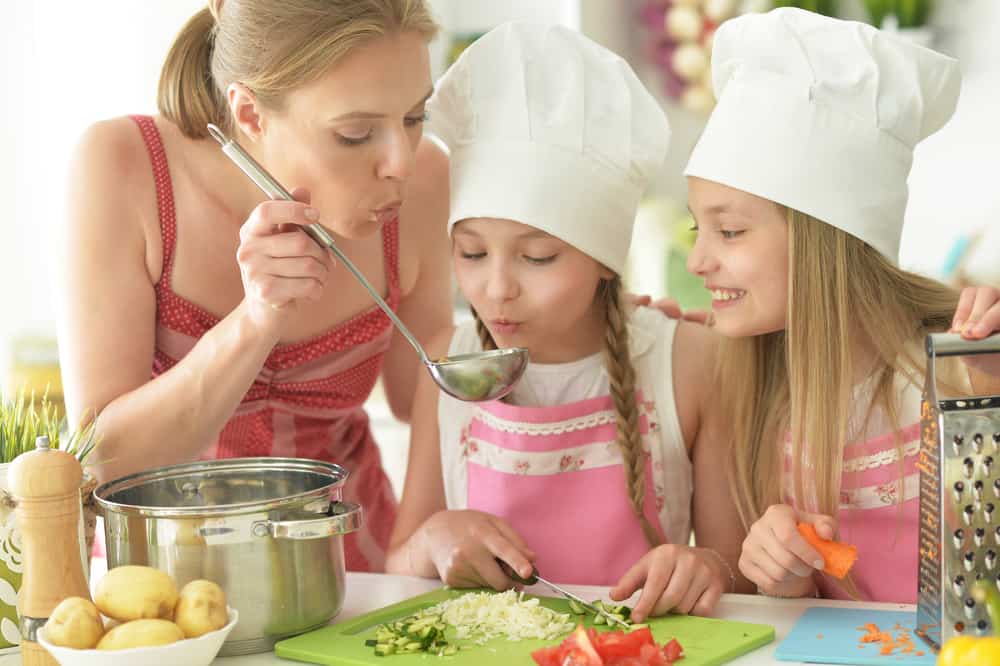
left=10, top=435, right=90, bottom=666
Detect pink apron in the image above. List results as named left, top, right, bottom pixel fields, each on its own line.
left=784, top=422, right=922, bottom=603
left=463, top=393, right=664, bottom=585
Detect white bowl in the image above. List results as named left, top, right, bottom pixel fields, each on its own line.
left=39, top=608, right=238, bottom=666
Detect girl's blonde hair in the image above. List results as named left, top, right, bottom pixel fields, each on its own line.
left=474, top=276, right=662, bottom=548
left=722, top=209, right=960, bottom=596
left=158, top=0, right=439, bottom=139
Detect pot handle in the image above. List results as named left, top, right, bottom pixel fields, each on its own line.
left=252, top=501, right=363, bottom=540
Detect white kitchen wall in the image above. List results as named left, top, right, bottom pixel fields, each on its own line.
left=0, top=0, right=207, bottom=388
left=901, top=0, right=1000, bottom=275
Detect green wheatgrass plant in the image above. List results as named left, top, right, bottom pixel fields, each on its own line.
left=0, top=388, right=98, bottom=465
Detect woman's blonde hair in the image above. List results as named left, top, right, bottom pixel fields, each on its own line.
left=474, top=276, right=662, bottom=548
left=722, top=209, right=960, bottom=596
left=158, top=0, right=439, bottom=139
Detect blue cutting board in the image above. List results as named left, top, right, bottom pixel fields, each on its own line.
left=275, top=587, right=775, bottom=665
left=775, top=608, right=935, bottom=665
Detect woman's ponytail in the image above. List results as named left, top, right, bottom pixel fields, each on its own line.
left=157, top=7, right=225, bottom=139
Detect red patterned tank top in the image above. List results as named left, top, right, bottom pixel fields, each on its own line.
left=130, top=115, right=398, bottom=572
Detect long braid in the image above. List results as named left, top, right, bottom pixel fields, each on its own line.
left=600, top=278, right=661, bottom=548
left=471, top=308, right=497, bottom=351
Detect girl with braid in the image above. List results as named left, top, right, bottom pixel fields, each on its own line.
left=385, top=22, right=752, bottom=621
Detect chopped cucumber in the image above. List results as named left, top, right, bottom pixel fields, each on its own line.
left=366, top=610, right=453, bottom=658
left=587, top=599, right=633, bottom=627
left=567, top=598, right=587, bottom=615
left=373, top=643, right=395, bottom=656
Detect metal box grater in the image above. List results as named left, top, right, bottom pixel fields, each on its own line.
left=918, top=332, right=1000, bottom=650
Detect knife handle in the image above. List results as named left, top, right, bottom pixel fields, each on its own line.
left=495, top=557, right=539, bottom=585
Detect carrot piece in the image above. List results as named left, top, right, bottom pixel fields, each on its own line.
left=797, top=522, right=857, bottom=579
left=856, top=622, right=916, bottom=657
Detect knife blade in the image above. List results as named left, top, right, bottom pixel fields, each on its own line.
left=495, top=558, right=631, bottom=630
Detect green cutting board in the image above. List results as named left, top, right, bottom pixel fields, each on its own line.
left=274, top=588, right=775, bottom=665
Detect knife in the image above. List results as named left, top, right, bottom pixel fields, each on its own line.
left=495, top=558, right=631, bottom=630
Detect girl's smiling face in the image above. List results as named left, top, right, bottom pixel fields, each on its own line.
left=452, top=218, right=612, bottom=363
left=686, top=176, right=790, bottom=337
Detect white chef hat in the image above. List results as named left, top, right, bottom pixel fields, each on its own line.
left=684, top=7, right=961, bottom=263
left=428, top=21, right=671, bottom=275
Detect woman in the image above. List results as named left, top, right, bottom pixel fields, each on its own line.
left=55, top=0, right=451, bottom=572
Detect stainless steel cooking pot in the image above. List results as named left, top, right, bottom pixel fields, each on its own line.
left=94, top=457, right=363, bottom=656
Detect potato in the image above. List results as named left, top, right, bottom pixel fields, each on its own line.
left=174, top=579, right=228, bottom=638
left=44, top=597, right=104, bottom=649
left=96, top=619, right=184, bottom=650
left=95, top=565, right=179, bottom=622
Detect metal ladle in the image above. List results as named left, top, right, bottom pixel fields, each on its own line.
left=207, top=124, right=528, bottom=402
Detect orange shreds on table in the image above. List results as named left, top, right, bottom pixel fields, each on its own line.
left=857, top=623, right=918, bottom=656
left=797, top=522, right=858, bottom=579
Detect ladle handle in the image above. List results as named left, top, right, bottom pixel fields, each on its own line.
left=207, top=124, right=429, bottom=363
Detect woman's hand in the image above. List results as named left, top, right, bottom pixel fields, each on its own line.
left=951, top=286, right=1000, bottom=379
left=236, top=187, right=335, bottom=334
left=420, top=510, right=535, bottom=591
left=609, top=544, right=729, bottom=620
left=739, top=504, right=833, bottom=598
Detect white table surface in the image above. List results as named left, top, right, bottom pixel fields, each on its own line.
left=0, top=568, right=924, bottom=665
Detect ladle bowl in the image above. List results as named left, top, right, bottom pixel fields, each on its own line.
left=429, top=348, right=529, bottom=402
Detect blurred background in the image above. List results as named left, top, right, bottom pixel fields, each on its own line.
left=1, top=0, right=997, bottom=496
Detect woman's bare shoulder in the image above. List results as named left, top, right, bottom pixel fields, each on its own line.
left=66, top=116, right=163, bottom=276
left=72, top=116, right=152, bottom=181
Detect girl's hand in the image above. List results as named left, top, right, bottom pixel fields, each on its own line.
left=739, top=504, right=834, bottom=598
left=952, top=286, right=1000, bottom=340
left=608, top=544, right=729, bottom=621
left=421, top=510, right=535, bottom=591
left=237, top=187, right=335, bottom=333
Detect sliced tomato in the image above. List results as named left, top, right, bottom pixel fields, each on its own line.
left=625, top=626, right=656, bottom=648
left=662, top=638, right=684, bottom=662
left=604, top=644, right=668, bottom=666
left=558, top=625, right=602, bottom=666
left=593, top=631, right=632, bottom=660
left=544, top=626, right=682, bottom=666
left=531, top=645, right=564, bottom=666
left=592, top=626, right=656, bottom=660
left=561, top=647, right=604, bottom=665
left=604, top=657, right=643, bottom=666
left=532, top=625, right=603, bottom=666
left=639, top=642, right=667, bottom=666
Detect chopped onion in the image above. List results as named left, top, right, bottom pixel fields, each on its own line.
left=426, top=590, right=575, bottom=644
